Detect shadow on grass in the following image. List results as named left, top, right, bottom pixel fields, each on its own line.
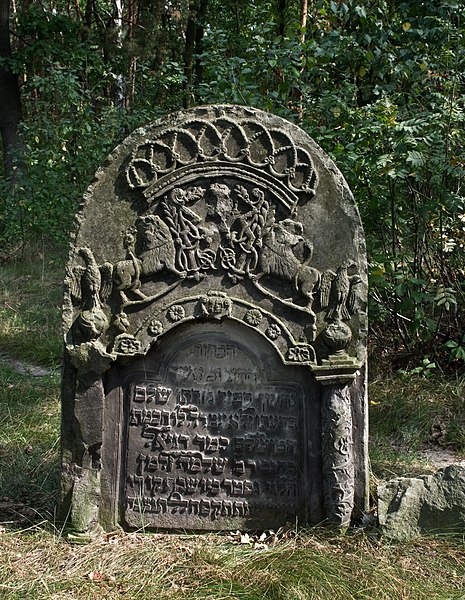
left=0, top=366, right=60, bottom=528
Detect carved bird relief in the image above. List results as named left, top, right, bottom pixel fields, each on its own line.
left=319, top=262, right=363, bottom=322
left=68, top=247, right=113, bottom=341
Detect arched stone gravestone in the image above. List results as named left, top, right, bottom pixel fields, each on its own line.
left=61, top=105, right=368, bottom=533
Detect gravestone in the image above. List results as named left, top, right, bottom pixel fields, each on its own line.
left=61, top=105, right=368, bottom=533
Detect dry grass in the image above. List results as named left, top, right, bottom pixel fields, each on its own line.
left=0, top=527, right=465, bottom=599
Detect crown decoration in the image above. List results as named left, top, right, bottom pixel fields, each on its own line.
left=126, top=117, right=318, bottom=206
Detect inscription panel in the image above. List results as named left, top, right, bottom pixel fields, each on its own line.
left=124, top=338, right=303, bottom=529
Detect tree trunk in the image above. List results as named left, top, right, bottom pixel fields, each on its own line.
left=296, top=0, right=308, bottom=122
left=183, top=2, right=198, bottom=109
left=277, top=0, right=286, bottom=37
left=194, top=0, right=207, bottom=86
left=113, top=0, right=124, bottom=110
left=126, top=0, right=138, bottom=109
left=0, top=0, right=23, bottom=179
left=300, top=0, right=307, bottom=42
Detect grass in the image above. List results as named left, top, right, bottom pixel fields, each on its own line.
left=0, top=365, right=60, bottom=522
left=0, top=245, right=65, bottom=367
left=369, top=374, right=465, bottom=481
left=1, top=247, right=465, bottom=599
left=0, top=527, right=464, bottom=599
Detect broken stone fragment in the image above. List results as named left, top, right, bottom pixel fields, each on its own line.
left=377, top=463, right=465, bottom=541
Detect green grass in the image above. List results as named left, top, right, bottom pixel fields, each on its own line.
left=0, top=245, right=65, bottom=367
left=1, top=249, right=465, bottom=599
left=0, top=365, right=60, bottom=522
left=369, top=374, right=465, bottom=480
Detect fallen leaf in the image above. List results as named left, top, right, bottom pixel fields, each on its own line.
left=253, top=542, right=269, bottom=550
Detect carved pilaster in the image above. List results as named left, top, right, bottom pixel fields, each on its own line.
left=321, top=384, right=355, bottom=527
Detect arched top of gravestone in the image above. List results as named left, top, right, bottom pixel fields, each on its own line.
left=64, top=105, right=367, bottom=381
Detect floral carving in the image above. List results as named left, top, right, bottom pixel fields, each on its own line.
left=287, top=345, right=315, bottom=363
left=113, top=334, right=142, bottom=355
left=244, top=309, right=262, bottom=326
left=147, top=319, right=163, bottom=337
left=266, top=324, right=281, bottom=340
left=167, top=305, right=185, bottom=322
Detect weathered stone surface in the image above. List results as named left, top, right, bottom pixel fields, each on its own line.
left=378, top=463, right=465, bottom=540
left=61, top=105, right=368, bottom=532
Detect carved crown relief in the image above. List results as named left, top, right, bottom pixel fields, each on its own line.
left=64, top=107, right=367, bottom=379
left=125, top=116, right=318, bottom=206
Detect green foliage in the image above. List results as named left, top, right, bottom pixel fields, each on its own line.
left=298, top=0, right=465, bottom=371
left=0, top=5, right=171, bottom=246
left=190, top=0, right=465, bottom=369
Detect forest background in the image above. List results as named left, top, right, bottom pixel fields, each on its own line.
left=1, top=0, right=464, bottom=372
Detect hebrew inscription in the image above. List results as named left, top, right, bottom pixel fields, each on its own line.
left=124, top=339, right=303, bottom=529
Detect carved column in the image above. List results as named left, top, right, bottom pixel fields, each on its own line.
left=320, top=383, right=355, bottom=527
left=60, top=346, right=111, bottom=533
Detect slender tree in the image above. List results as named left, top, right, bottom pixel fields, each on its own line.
left=277, top=0, right=286, bottom=37
left=0, top=0, right=23, bottom=178
left=183, top=0, right=208, bottom=109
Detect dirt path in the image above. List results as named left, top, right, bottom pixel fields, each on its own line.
left=0, top=352, right=55, bottom=377
left=418, top=448, right=465, bottom=470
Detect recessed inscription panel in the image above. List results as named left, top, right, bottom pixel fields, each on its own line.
left=124, top=334, right=304, bottom=529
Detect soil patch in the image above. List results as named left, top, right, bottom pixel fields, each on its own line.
left=0, top=352, right=54, bottom=377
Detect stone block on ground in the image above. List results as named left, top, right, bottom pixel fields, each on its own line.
left=378, top=463, right=465, bottom=541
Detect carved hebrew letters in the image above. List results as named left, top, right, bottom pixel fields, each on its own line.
left=124, top=338, right=303, bottom=529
